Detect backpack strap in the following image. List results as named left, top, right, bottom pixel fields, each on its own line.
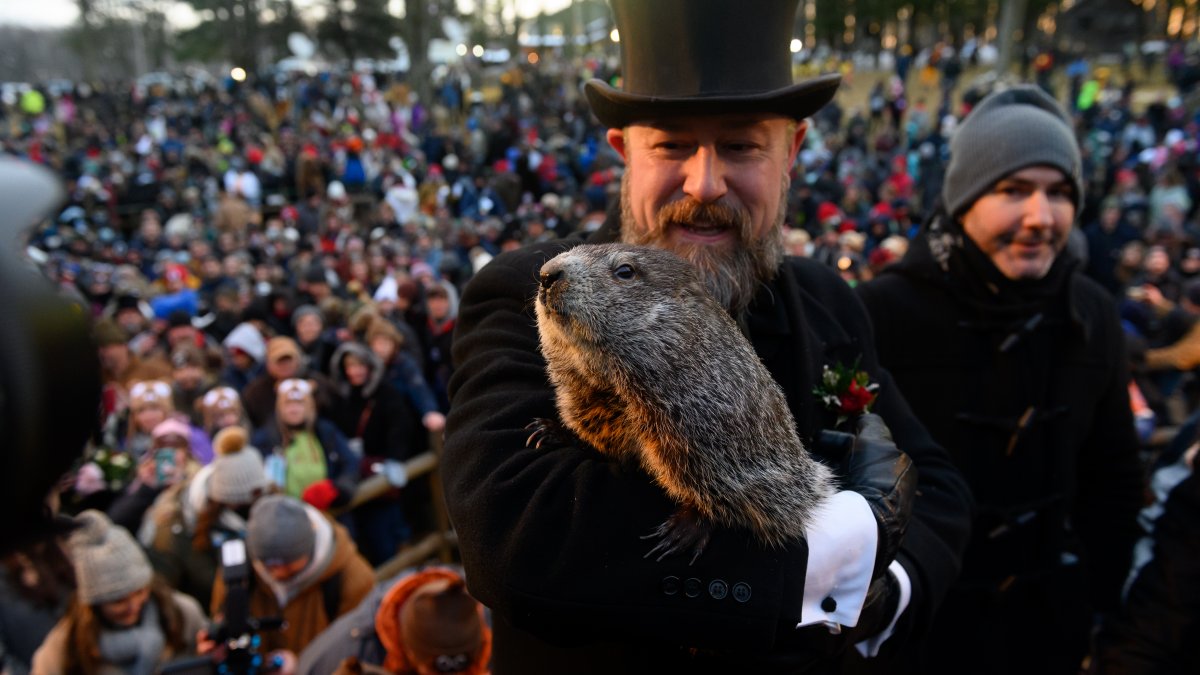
left=321, top=570, right=344, bottom=623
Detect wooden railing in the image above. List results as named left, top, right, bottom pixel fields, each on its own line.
left=331, top=432, right=458, bottom=580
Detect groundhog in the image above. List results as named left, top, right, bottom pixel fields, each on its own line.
left=533, top=243, right=836, bottom=562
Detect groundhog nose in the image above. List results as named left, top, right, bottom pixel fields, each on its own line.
left=540, top=268, right=563, bottom=291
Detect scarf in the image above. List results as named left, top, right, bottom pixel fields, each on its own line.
left=284, top=431, right=328, bottom=499
left=97, top=598, right=165, bottom=675
left=898, top=209, right=1077, bottom=322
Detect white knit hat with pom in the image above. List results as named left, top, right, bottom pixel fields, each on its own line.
left=208, top=426, right=269, bottom=506
left=68, top=510, right=153, bottom=605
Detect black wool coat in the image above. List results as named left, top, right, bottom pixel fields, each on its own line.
left=1092, top=469, right=1200, bottom=675
left=443, top=225, right=972, bottom=673
left=856, top=230, right=1144, bottom=674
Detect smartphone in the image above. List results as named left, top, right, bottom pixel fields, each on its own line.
left=154, top=448, right=177, bottom=483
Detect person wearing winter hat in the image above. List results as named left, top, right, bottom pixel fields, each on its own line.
left=95, top=320, right=172, bottom=443
left=857, top=84, right=1142, bottom=674
left=170, top=343, right=216, bottom=427
left=329, top=340, right=423, bottom=565
left=31, top=510, right=206, bottom=674
left=297, top=566, right=492, bottom=675
left=445, top=1, right=963, bottom=672
left=209, top=495, right=375, bottom=655
left=220, top=321, right=267, bottom=395
left=207, top=426, right=272, bottom=507
left=241, top=335, right=339, bottom=429
left=109, top=415, right=206, bottom=535
left=124, top=379, right=178, bottom=459
left=366, top=317, right=445, bottom=433
left=293, top=304, right=337, bottom=376
left=138, top=425, right=271, bottom=610
left=198, top=385, right=250, bottom=439
left=249, top=377, right=358, bottom=506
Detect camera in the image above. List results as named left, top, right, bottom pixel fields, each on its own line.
left=160, top=539, right=285, bottom=674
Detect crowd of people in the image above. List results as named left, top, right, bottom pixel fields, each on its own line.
left=3, top=0, right=1200, bottom=670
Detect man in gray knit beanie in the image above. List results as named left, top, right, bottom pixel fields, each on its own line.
left=943, top=84, right=1083, bottom=220
left=856, top=83, right=1142, bottom=674
left=933, top=83, right=1085, bottom=281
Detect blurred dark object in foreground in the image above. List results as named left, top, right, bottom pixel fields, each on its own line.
left=0, top=157, right=101, bottom=553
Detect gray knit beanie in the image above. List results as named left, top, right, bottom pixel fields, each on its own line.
left=247, top=495, right=315, bottom=564
left=292, top=304, right=324, bottom=328
left=68, top=510, right=154, bottom=605
left=208, top=426, right=269, bottom=506
left=943, top=84, right=1083, bottom=218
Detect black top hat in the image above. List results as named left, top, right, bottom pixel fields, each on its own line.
left=583, top=0, right=841, bottom=128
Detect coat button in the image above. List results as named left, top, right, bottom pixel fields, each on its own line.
left=684, top=577, right=702, bottom=598
left=732, top=582, right=752, bottom=603
left=708, top=579, right=728, bottom=600
left=821, top=596, right=837, bottom=613
left=662, top=576, right=681, bottom=596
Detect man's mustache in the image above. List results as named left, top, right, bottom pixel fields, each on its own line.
left=657, top=199, right=750, bottom=233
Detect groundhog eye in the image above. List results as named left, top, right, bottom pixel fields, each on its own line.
left=613, top=264, right=637, bottom=281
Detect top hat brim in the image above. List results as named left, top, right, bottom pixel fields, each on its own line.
left=583, top=73, right=842, bottom=129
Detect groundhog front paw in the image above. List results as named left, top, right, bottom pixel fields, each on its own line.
left=525, top=418, right=565, bottom=449
left=642, top=505, right=712, bottom=565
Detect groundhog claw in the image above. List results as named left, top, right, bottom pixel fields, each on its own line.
left=641, top=506, right=711, bottom=565
left=524, top=418, right=561, bottom=449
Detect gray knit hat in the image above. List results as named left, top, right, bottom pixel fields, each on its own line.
left=247, top=495, right=315, bottom=564
left=68, top=510, right=154, bottom=605
left=208, top=426, right=269, bottom=506
left=943, top=85, right=1083, bottom=218
left=292, top=304, right=324, bottom=328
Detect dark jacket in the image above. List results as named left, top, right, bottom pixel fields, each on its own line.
left=296, top=566, right=487, bottom=675
left=251, top=416, right=358, bottom=489
left=442, top=223, right=971, bottom=673
left=329, top=342, right=423, bottom=462
left=295, top=572, right=394, bottom=675
left=857, top=220, right=1144, bottom=674
left=1092, top=470, right=1200, bottom=675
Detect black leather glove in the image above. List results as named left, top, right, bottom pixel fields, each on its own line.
left=331, top=476, right=360, bottom=508
left=843, top=567, right=902, bottom=643
left=820, top=413, right=918, bottom=578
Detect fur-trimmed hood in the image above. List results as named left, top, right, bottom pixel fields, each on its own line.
left=330, top=341, right=384, bottom=398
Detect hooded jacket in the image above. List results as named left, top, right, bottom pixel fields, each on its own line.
left=297, top=567, right=493, bottom=675
left=330, top=342, right=423, bottom=462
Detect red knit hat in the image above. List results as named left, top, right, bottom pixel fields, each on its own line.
left=817, top=202, right=843, bottom=227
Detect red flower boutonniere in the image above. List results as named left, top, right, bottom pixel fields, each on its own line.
left=814, top=359, right=880, bottom=428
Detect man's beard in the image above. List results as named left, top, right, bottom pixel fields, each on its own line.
left=618, top=171, right=787, bottom=316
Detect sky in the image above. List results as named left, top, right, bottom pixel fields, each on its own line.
left=0, top=0, right=574, bottom=29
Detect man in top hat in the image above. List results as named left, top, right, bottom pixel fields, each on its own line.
left=442, top=0, right=971, bottom=672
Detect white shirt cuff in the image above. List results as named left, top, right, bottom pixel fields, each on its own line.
left=796, top=491, right=877, bottom=631
left=854, top=560, right=913, bottom=657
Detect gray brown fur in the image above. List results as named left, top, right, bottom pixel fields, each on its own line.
left=534, top=243, right=835, bottom=547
